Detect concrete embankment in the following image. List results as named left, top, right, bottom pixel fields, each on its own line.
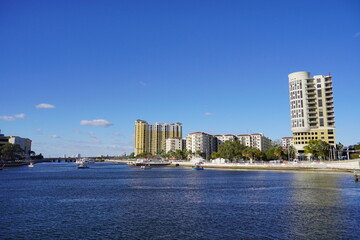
left=106, top=159, right=360, bottom=173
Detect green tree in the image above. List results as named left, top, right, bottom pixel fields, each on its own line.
left=128, top=152, right=135, bottom=159
left=195, top=150, right=203, bottom=158
left=136, top=152, right=152, bottom=159
left=273, top=145, right=284, bottom=160
left=287, top=145, right=296, bottom=161
left=304, top=140, right=330, bottom=160
left=215, top=140, right=247, bottom=162
left=0, top=143, right=24, bottom=161
left=184, top=149, right=193, bottom=160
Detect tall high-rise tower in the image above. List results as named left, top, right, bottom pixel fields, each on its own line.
left=288, top=71, right=336, bottom=156
left=134, top=120, right=182, bottom=156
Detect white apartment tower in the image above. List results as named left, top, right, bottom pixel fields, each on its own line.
left=282, top=137, right=294, bottom=149
left=288, top=72, right=336, bottom=155
left=186, top=132, right=216, bottom=160
left=237, top=133, right=271, bottom=151
left=165, top=138, right=185, bottom=153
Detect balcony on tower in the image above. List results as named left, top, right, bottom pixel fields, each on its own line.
left=325, top=77, right=332, bottom=82
left=326, top=98, right=334, bottom=104
left=307, top=96, right=316, bottom=100
left=309, top=119, right=318, bottom=123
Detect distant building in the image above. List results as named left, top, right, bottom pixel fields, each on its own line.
left=186, top=132, right=217, bottom=160
left=214, top=134, right=237, bottom=148
left=0, top=131, right=32, bottom=158
left=134, top=120, right=182, bottom=155
left=288, top=71, right=336, bottom=157
left=282, top=137, right=294, bottom=149
left=237, top=133, right=271, bottom=151
left=165, top=138, right=185, bottom=153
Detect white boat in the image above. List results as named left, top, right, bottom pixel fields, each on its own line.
left=76, top=158, right=94, bottom=164
left=77, top=162, right=89, bottom=169
left=140, top=163, right=151, bottom=170
left=76, top=158, right=90, bottom=169
left=28, top=162, right=35, bottom=168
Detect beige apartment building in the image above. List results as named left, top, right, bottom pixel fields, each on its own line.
left=165, top=138, right=186, bottom=153
left=237, top=133, right=271, bottom=151
left=288, top=71, right=336, bottom=156
left=186, top=132, right=217, bottom=160
left=282, top=137, right=294, bottom=149
left=214, top=134, right=237, bottom=148
left=134, top=120, right=182, bottom=155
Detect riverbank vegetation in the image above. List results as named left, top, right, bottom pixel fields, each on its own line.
left=0, top=143, right=43, bottom=161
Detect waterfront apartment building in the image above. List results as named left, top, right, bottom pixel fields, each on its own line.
left=186, top=132, right=217, bottom=160
left=134, top=120, right=182, bottom=155
left=288, top=71, right=336, bottom=156
left=237, top=133, right=271, bottom=151
left=165, top=138, right=186, bottom=153
left=282, top=137, right=294, bottom=149
left=214, top=134, right=237, bottom=148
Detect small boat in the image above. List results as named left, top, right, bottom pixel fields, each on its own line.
left=28, top=162, right=35, bottom=168
left=77, top=162, right=89, bottom=169
left=192, top=163, right=204, bottom=170
left=140, top=163, right=151, bottom=170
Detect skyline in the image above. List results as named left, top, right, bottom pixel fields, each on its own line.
left=1, top=1, right=359, bottom=157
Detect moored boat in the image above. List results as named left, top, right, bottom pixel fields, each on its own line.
left=77, top=162, right=89, bottom=169
left=192, top=162, right=204, bottom=170
left=140, top=164, right=152, bottom=170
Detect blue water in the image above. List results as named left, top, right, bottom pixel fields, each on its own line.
left=1, top=162, right=360, bottom=239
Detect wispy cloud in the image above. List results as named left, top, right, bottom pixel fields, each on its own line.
left=205, top=112, right=214, bottom=116
left=0, top=113, right=26, bottom=121
left=139, top=81, right=147, bottom=87
left=354, top=32, right=360, bottom=38
left=80, top=119, right=113, bottom=127
left=14, top=113, right=25, bottom=119
left=36, top=103, right=55, bottom=109
left=49, top=134, right=60, bottom=139
left=87, top=132, right=97, bottom=139
left=112, top=132, right=121, bottom=136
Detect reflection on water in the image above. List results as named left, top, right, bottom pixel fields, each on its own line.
left=1, top=163, right=360, bottom=239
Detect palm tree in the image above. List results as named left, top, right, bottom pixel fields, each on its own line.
left=274, top=146, right=283, bottom=160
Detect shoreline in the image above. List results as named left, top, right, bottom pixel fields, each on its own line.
left=105, top=159, right=360, bottom=173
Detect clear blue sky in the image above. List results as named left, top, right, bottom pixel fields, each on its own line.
left=1, top=0, right=359, bottom=157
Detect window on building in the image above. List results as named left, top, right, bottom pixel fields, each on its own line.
left=317, top=89, right=322, bottom=97
left=318, top=99, right=323, bottom=107
left=317, top=84, right=321, bottom=88
left=317, top=78, right=321, bottom=83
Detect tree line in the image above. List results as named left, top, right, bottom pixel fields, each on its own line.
left=0, top=143, right=43, bottom=161
left=131, top=139, right=352, bottom=161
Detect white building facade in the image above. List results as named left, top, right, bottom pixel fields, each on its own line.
left=214, top=134, right=237, bottom=148
left=165, top=138, right=184, bottom=153
left=186, top=132, right=216, bottom=160
left=282, top=137, right=294, bottom=149
left=236, top=133, right=271, bottom=151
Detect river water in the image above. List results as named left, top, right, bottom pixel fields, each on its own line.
left=1, top=162, right=359, bottom=239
